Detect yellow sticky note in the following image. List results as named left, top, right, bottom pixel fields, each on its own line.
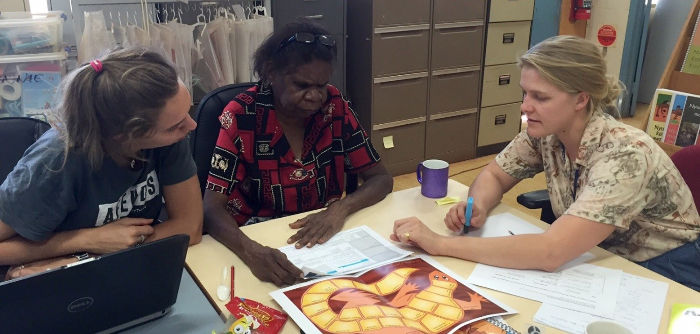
left=435, top=197, right=459, bottom=205
left=383, top=136, right=395, bottom=149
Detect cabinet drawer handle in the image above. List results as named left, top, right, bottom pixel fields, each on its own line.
left=373, top=72, right=428, bottom=84
left=374, top=24, right=430, bottom=34
left=372, top=117, right=426, bottom=131
left=432, top=66, right=480, bottom=76
left=434, top=21, right=483, bottom=30
left=304, top=14, right=324, bottom=20
left=429, top=109, right=477, bottom=121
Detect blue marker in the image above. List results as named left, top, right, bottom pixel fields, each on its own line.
left=463, top=197, right=474, bottom=234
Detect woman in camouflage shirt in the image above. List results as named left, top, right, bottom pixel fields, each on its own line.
left=391, top=36, right=700, bottom=291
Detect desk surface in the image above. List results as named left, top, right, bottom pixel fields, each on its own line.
left=123, top=268, right=224, bottom=334
left=186, top=179, right=700, bottom=334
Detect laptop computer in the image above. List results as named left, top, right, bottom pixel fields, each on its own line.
left=0, top=234, right=190, bottom=333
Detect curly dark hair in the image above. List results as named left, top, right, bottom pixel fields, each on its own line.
left=253, top=19, right=337, bottom=82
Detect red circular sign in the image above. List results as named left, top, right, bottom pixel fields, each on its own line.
left=597, top=24, right=617, bottom=47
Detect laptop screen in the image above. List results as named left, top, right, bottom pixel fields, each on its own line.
left=0, top=234, right=189, bottom=333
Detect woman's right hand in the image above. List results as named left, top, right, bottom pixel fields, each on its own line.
left=444, top=201, right=487, bottom=232
left=243, top=242, right=303, bottom=286
left=84, top=218, right=155, bottom=253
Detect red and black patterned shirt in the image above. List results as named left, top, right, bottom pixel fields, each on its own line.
left=206, top=83, right=381, bottom=226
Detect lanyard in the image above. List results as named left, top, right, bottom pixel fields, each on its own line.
left=562, top=144, right=581, bottom=201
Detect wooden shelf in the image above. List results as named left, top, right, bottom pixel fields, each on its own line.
left=643, top=0, right=700, bottom=155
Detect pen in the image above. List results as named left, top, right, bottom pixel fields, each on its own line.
left=463, top=197, right=474, bottom=234
left=507, top=230, right=515, bottom=235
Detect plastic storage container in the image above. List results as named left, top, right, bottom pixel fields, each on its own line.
left=0, top=52, right=67, bottom=121
left=0, top=12, right=64, bottom=56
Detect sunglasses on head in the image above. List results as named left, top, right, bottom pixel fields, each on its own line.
left=277, top=32, right=336, bottom=52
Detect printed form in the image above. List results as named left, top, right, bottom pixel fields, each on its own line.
left=468, top=263, right=622, bottom=317
left=534, top=273, right=668, bottom=334
left=279, top=225, right=412, bottom=277
left=467, top=212, right=621, bottom=317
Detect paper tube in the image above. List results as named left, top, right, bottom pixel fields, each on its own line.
left=0, top=81, right=21, bottom=101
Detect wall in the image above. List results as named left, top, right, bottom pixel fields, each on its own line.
left=585, top=0, right=631, bottom=81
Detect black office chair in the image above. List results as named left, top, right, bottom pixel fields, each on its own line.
left=517, top=189, right=556, bottom=224
left=190, top=83, right=358, bottom=196
left=0, top=117, right=52, bottom=183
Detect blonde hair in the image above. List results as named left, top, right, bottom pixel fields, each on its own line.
left=50, top=48, right=179, bottom=170
left=518, top=35, right=623, bottom=117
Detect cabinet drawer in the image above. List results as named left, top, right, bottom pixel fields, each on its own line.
left=478, top=103, right=521, bottom=146
left=434, top=0, right=486, bottom=23
left=426, top=114, right=477, bottom=162
left=481, top=63, right=522, bottom=107
left=431, top=24, right=484, bottom=69
left=484, top=21, right=531, bottom=66
left=489, top=0, right=534, bottom=22
left=372, top=74, right=428, bottom=125
left=373, top=0, right=430, bottom=27
left=429, top=68, right=480, bottom=116
left=272, top=0, right=344, bottom=35
left=373, top=29, right=430, bottom=76
left=371, top=122, right=426, bottom=176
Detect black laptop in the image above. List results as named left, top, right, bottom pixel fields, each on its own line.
left=0, top=234, right=190, bottom=333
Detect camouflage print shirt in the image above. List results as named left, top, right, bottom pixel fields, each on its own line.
left=495, top=111, right=700, bottom=262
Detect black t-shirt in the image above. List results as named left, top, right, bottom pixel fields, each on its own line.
left=0, top=129, right=196, bottom=241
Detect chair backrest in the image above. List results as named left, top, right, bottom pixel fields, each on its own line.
left=671, top=144, right=700, bottom=210
left=0, top=117, right=51, bottom=183
left=191, top=83, right=256, bottom=195
left=190, top=83, right=359, bottom=196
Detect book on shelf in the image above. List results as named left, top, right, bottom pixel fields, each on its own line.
left=646, top=89, right=674, bottom=141
left=663, top=93, right=688, bottom=145
left=675, top=94, right=700, bottom=147
left=681, top=11, right=700, bottom=74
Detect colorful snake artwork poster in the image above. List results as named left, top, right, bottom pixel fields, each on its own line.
left=270, top=255, right=516, bottom=334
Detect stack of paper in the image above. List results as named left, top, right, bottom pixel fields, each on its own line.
left=466, top=213, right=669, bottom=334
left=279, top=225, right=413, bottom=277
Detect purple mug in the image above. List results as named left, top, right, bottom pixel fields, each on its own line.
left=416, top=159, right=449, bottom=198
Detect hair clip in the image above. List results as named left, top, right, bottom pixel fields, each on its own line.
left=90, top=59, right=103, bottom=73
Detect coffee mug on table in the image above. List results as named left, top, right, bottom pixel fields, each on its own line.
left=585, top=320, right=633, bottom=334
left=416, top=159, right=449, bottom=198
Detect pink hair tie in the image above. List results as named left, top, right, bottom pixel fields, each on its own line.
left=90, top=59, right=103, bottom=73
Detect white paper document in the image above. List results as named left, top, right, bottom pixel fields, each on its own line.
left=470, top=212, right=547, bottom=237
left=468, top=263, right=622, bottom=318
left=279, top=225, right=412, bottom=277
left=471, top=213, right=595, bottom=269
left=534, top=273, right=669, bottom=334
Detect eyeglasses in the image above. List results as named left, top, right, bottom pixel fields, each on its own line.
left=277, top=32, right=336, bottom=52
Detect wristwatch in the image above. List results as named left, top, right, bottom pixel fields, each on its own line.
left=72, top=252, right=91, bottom=261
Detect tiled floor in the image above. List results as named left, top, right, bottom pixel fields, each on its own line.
left=391, top=103, right=651, bottom=221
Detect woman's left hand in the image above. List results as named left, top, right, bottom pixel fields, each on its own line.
left=287, top=203, right=347, bottom=248
left=5, top=256, right=78, bottom=280
left=390, top=217, right=445, bottom=255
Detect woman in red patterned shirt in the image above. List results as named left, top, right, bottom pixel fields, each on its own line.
left=203, top=20, right=393, bottom=286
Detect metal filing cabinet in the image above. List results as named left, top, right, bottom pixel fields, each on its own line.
left=477, top=0, right=534, bottom=156
left=347, top=0, right=486, bottom=175
left=272, top=0, right=347, bottom=93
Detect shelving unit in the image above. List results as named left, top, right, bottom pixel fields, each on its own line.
left=643, top=0, right=700, bottom=156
